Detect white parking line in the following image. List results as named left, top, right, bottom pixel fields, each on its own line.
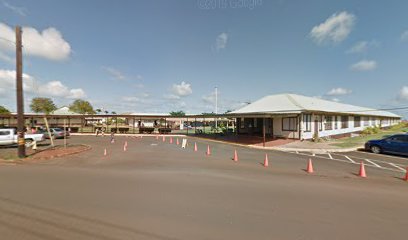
left=344, top=156, right=356, bottom=164
left=351, top=151, right=408, bottom=162
left=327, top=153, right=333, bottom=159
left=364, top=159, right=382, bottom=168
left=388, top=163, right=406, bottom=172
left=283, top=150, right=402, bottom=172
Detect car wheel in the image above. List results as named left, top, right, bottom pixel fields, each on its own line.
left=371, top=145, right=382, bottom=154
left=25, top=139, right=33, bottom=147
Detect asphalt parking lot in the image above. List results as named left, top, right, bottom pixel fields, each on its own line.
left=0, top=135, right=407, bottom=240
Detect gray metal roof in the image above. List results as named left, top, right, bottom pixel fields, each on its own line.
left=230, top=94, right=400, bottom=118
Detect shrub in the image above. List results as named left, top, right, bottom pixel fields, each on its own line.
left=361, top=126, right=380, bottom=136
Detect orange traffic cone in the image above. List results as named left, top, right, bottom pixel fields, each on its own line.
left=170, top=137, right=173, bottom=144
left=125, top=141, right=128, bottom=147
left=233, top=149, right=238, bottom=162
left=176, top=138, right=179, bottom=145
left=264, top=154, right=269, bottom=167
left=358, top=161, right=367, bottom=178
left=404, top=167, right=408, bottom=181
left=206, top=145, right=211, bottom=155
left=194, top=142, right=198, bottom=152
left=306, top=158, right=314, bottom=173
left=156, top=135, right=159, bottom=140
left=104, top=148, right=107, bottom=156
left=123, top=144, right=127, bottom=152
left=162, top=136, right=165, bottom=142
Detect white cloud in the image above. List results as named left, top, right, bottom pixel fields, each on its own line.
left=0, top=22, right=71, bottom=61
left=401, top=30, right=408, bottom=42
left=38, top=81, right=86, bottom=99
left=350, top=60, right=377, bottom=71
left=2, top=1, right=27, bottom=16
left=0, top=69, right=86, bottom=99
left=310, top=11, right=355, bottom=45
left=331, top=98, right=340, bottom=102
left=163, top=94, right=181, bottom=100
left=171, top=81, right=192, bottom=97
left=346, top=40, right=379, bottom=54
left=216, top=32, right=228, bottom=50
left=122, top=96, right=144, bottom=103
left=327, top=87, right=352, bottom=96
left=397, top=86, right=408, bottom=101
left=102, top=66, right=126, bottom=80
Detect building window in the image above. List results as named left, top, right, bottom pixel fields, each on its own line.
left=341, top=116, right=349, bottom=129
left=334, top=116, right=339, bottom=129
left=325, top=116, right=333, bottom=130
left=240, top=118, right=244, bottom=129
left=363, top=117, right=369, bottom=126
left=282, top=117, right=297, bottom=131
left=354, top=116, right=361, bottom=128
left=303, top=114, right=311, bottom=132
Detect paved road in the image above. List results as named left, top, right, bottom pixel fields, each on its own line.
left=0, top=135, right=407, bottom=240
left=285, top=149, right=408, bottom=173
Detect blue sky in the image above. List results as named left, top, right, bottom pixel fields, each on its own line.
left=0, top=0, right=407, bottom=118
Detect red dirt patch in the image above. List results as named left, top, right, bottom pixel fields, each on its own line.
left=26, top=144, right=91, bottom=161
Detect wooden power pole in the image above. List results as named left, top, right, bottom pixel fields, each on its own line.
left=16, top=26, right=25, bottom=158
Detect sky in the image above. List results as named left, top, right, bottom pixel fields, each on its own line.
left=0, top=0, right=407, bottom=118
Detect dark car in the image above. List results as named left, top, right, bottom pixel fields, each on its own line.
left=365, top=134, right=408, bottom=156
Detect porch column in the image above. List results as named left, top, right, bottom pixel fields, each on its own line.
left=186, top=117, right=189, bottom=135
left=133, top=117, right=135, bottom=134
left=203, top=117, right=206, bottom=134
left=194, top=118, right=197, bottom=134
left=263, top=118, right=266, bottom=147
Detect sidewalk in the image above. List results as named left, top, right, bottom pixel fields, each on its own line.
left=267, top=141, right=363, bottom=153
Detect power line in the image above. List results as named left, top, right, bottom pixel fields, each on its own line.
left=0, top=37, right=15, bottom=44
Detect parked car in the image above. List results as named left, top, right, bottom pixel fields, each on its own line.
left=51, top=128, right=70, bottom=139
left=38, top=128, right=70, bottom=139
left=0, top=128, right=45, bottom=147
left=365, top=134, right=408, bottom=156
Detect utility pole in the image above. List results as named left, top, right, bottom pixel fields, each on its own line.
left=15, top=26, right=25, bottom=158
left=215, top=86, right=218, bottom=129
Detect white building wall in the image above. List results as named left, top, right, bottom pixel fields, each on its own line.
left=300, top=114, right=400, bottom=140
left=273, top=116, right=300, bottom=139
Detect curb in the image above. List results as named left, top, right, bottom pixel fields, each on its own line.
left=70, top=133, right=187, bottom=137
left=269, top=146, right=362, bottom=154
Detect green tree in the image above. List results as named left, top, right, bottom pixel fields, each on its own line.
left=201, top=112, right=214, bottom=116
left=169, top=110, right=186, bottom=117
left=30, top=97, right=57, bottom=114
left=30, top=98, right=57, bottom=146
left=95, top=108, right=102, bottom=114
left=69, top=99, right=95, bottom=114
left=0, top=106, right=10, bottom=114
